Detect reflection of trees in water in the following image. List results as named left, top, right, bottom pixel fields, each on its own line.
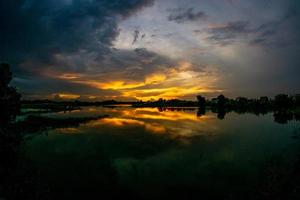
left=197, top=107, right=206, bottom=117
left=210, top=106, right=227, bottom=120
left=273, top=111, right=294, bottom=124
left=217, top=109, right=226, bottom=120
left=157, top=107, right=196, bottom=112
left=157, top=104, right=299, bottom=123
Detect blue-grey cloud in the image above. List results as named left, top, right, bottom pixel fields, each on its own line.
left=168, top=8, right=207, bottom=23
left=0, top=0, right=154, bottom=70
left=205, top=21, right=250, bottom=46
left=132, top=29, right=140, bottom=44
left=250, top=5, right=300, bottom=47
left=201, top=3, right=300, bottom=48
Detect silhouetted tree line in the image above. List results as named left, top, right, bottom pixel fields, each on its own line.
left=205, top=94, right=300, bottom=122
left=133, top=94, right=299, bottom=110
left=132, top=98, right=199, bottom=107
left=132, top=94, right=300, bottom=123
left=21, top=99, right=136, bottom=113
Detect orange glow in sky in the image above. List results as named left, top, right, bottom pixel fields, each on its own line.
left=48, top=61, right=222, bottom=101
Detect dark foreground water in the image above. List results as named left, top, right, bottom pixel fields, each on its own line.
left=2, top=106, right=300, bottom=199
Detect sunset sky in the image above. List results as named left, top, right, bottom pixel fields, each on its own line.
left=1, top=0, right=300, bottom=101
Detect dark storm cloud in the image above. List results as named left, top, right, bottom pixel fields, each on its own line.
left=0, top=0, right=154, bottom=69
left=168, top=8, right=207, bottom=23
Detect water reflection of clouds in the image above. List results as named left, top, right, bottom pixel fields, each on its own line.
left=56, top=127, right=81, bottom=134
left=86, top=118, right=166, bottom=134
left=77, top=107, right=219, bottom=137
left=49, top=107, right=220, bottom=137
left=120, top=107, right=212, bottom=122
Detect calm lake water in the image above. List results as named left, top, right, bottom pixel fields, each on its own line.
left=19, top=107, right=300, bottom=199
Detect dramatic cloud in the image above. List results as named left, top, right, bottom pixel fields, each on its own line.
left=0, top=0, right=154, bottom=66
left=17, top=47, right=219, bottom=101
left=2, top=0, right=300, bottom=100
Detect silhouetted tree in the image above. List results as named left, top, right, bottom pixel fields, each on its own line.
left=0, top=63, right=21, bottom=122
left=274, top=94, right=292, bottom=110
left=217, top=94, right=227, bottom=107
left=235, top=97, right=248, bottom=113
left=0, top=63, right=12, bottom=87
left=259, top=96, right=270, bottom=105
left=196, top=95, right=206, bottom=108
left=236, top=97, right=248, bottom=106
left=294, top=94, right=300, bottom=107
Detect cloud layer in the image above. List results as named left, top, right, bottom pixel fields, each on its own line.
left=168, top=8, right=207, bottom=23
left=0, top=0, right=154, bottom=65
left=1, top=0, right=300, bottom=100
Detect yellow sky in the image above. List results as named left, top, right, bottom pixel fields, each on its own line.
left=47, top=61, right=222, bottom=101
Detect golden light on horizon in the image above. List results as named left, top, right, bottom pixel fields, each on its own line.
left=122, top=87, right=221, bottom=101
left=92, top=81, right=145, bottom=90
left=54, top=93, right=80, bottom=100
left=75, top=72, right=168, bottom=91
left=49, top=60, right=222, bottom=101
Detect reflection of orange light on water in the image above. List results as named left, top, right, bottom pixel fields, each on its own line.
left=54, top=107, right=219, bottom=137
left=99, top=118, right=145, bottom=126
left=57, top=128, right=80, bottom=134
left=144, top=123, right=166, bottom=134
left=87, top=117, right=166, bottom=134
left=121, top=108, right=212, bottom=121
